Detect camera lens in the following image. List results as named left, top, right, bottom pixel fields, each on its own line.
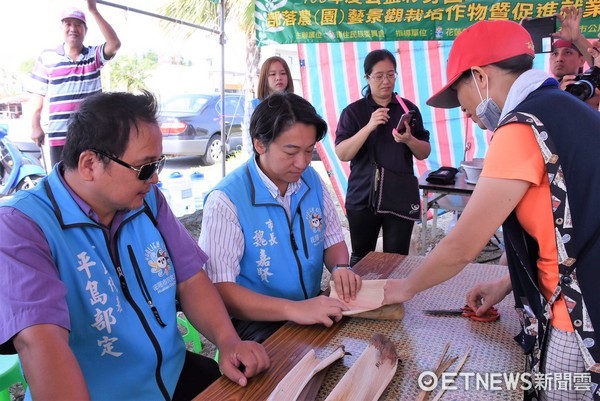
left=566, top=80, right=595, bottom=101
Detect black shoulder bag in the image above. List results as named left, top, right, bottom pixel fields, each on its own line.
left=367, top=96, right=421, bottom=221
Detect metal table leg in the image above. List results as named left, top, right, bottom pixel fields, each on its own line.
left=420, top=189, right=428, bottom=255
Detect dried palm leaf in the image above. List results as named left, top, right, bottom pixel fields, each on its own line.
left=351, top=303, right=405, bottom=320
left=324, top=334, right=399, bottom=401
left=329, top=279, right=404, bottom=320
left=266, top=346, right=347, bottom=401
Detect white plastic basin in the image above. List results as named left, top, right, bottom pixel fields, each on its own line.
left=461, top=158, right=484, bottom=184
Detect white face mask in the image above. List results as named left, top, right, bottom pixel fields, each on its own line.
left=471, top=69, right=502, bottom=130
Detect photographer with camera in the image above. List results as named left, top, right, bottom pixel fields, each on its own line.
left=552, top=39, right=600, bottom=109
left=550, top=40, right=585, bottom=87
left=552, top=6, right=600, bottom=109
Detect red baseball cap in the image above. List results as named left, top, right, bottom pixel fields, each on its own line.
left=553, top=39, right=582, bottom=55
left=61, top=7, right=87, bottom=25
left=427, top=20, right=535, bottom=109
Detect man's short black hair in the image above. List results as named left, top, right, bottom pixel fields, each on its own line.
left=62, top=90, right=158, bottom=170
left=249, top=92, right=327, bottom=154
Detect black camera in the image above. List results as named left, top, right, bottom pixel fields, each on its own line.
left=565, top=66, right=600, bottom=101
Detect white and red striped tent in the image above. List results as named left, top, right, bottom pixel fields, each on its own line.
left=297, top=40, right=550, bottom=210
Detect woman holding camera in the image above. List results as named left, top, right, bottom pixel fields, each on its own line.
left=335, top=49, right=431, bottom=265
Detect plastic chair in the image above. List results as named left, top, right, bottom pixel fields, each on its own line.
left=177, top=313, right=203, bottom=354
left=0, top=354, right=26, bottom=401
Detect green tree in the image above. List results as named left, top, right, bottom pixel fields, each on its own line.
left=109, top=52, right=159, bottom=92
left=18, top=59, right=36, bottom=76
left=0, top=66, right=27, bottom=98
left=159, top=0, right=260, bottom=96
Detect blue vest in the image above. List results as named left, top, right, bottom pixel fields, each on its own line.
left=214, top=160, right=326, bottom=300
left=5, top=167, right=185, bottom=400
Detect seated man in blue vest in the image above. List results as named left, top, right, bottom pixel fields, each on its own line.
left=0, top=91, right=269, bottom=400
left=199, top=92, right=362, bottom=343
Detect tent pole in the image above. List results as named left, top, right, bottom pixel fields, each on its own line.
left=220, top=0, right=227, bottom=178
left=96, top=0, right=219, bottom=34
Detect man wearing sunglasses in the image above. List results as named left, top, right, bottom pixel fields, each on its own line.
left=0, top=91, right=269, bottom=400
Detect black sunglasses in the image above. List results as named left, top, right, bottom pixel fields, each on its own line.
left=91, top=149, right=166, bottom=181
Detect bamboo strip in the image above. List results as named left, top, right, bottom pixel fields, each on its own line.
left=430, top=346, right=471, bottom=401
left=415, top=342, right=457, bottom=401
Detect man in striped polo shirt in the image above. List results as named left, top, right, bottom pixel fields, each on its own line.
left=28, top=0, right=121, bottom=167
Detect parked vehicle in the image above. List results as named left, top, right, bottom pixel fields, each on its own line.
left=158, top=93, right=245, bottom=166
left=0, top=126, right=46, bottom=198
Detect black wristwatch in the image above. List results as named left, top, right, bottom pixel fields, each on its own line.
left=332, top=263, right=352, bottom=273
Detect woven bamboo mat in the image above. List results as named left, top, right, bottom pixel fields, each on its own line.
left=313, top=256, right=525, bottom=401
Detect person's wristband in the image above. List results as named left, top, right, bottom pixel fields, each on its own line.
left=332, top=263, right=352, bottom=273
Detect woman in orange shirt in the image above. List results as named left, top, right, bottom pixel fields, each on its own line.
left=383, top=20, right=600, bottom=401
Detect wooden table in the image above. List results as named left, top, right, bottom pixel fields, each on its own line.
left=419, top=171, right=475, bottom=255
left=195, top=253, right=524, bottom=401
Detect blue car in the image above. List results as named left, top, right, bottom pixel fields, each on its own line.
left=159, top=93, right=245, bottom=165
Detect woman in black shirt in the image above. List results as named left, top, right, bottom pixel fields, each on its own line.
left=335, top=49, right=431, bottom=265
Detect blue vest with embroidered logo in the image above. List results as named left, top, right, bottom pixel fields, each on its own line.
left=213, top=160, right=326, bottom=300
left=4, top=166, right=185, bottom=400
